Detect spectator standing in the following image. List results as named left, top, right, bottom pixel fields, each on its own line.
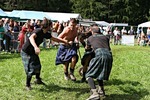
left=0, top=19, right=5, bottom=51
left=34, top=19, right=41, bottom=29
left=121, top=26, right=127, bottom=35
left=3, top=18, right=11, bottom=52
left=57, top=21, right=64, bottom=35
left=136, top=27, right=142, bottom=45
left=146, top=27, right=150, bottom=46
left=18, top=22, right=31, bottom=52
left=113, top=27, right=121, bottom=45
left=128, top=26, right=135, bottom=35
left=51, top=21, right=59, bottom=47
left=12, top=21, right=20, bottom=52
left=139, top=32, right=146, bottom=46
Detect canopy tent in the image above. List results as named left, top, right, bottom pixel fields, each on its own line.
left=138, top=21, right=150, bottom=27
left=0, top=8, right=20, bottom=20
left=79, top=20, right=96, bottom=26
left=94, top=21, right=109, bottom=26
left=109, top=23, right=128, bottom=27
left=6, top=10, right=21, bottom=18
left=5, top=10, right=82, bottom=21
left=4, top=10, right=21, bottom=21
left=0, top=8, right=8, bottom=18
left=45, top=12, right=82, bottom=22
left=7, top=10, right=52, bottom=20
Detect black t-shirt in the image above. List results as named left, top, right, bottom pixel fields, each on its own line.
left=87, top=34, right=111, bottom=51
left=22, top=28, right=52, bottom=55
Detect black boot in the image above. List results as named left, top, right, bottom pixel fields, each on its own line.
left=34, top=73, right=45, bottom=85
left=26, top=76, right=32, bottom=90
left=80, top=72, right=86, bottom=83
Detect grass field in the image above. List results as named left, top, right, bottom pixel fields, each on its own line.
left=0, top=45, right=150, bottom=100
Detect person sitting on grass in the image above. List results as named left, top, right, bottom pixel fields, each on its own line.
left=85, top=25, right=113, bottom=100
left=21, top=17, right=69, bottom=90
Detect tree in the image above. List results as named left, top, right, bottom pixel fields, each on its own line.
left=1, top=0, right=150, bottom=25
left=71, top=0, right=110, bottom=21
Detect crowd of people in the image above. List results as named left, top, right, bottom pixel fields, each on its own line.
left=1, top=17, right=150, bottom=54
left=0, top=18, right=20, bottom=53
left=101, top=25, right=150, bottom=46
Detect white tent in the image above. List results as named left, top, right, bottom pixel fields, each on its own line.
left=138, top=21, right=150, bottom=27
left=7, top=10, right=81, bottom=21
left=79, top=20, right=96, bottom=26
left=7, top=10, right=52, bottom=20
left=0, top=8, right=8, bottom=17
left=109, top=23, right=128, bottom=27
left=94, top=21, right=109, bottom=26
left=45, top=12, right=82, bottom=22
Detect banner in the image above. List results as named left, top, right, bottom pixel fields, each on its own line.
left=121, top=35, right=135, bottom=46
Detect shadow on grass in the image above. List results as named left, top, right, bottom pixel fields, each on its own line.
left=104, top=79, right=149, bottom=100
left=39, top=83, right=89, bottom=98
left=0, top=52, right=20, bottom=61
left=38, top=79, right=149, bottom=100
left=106, top=79, right=140, bottom=86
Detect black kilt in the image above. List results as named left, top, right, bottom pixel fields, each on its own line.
left=21, top=50, right=41, bottom=77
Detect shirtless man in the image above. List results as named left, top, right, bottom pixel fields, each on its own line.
left=55, top=18, right=79, bottom=81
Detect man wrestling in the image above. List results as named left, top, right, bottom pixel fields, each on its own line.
left=55, top=18, right=79, bottom=81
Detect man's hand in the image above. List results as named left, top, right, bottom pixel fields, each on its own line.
left=34, top=47, right=40, bottom=55
left=69, top=41, right=73, bottom=45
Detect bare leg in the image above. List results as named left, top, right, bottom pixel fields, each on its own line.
left=70, top=56, right=77, bottom=69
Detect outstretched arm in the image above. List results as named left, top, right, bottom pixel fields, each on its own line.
left=29, top=33, right=40, bottom=55
left=51, top=36, right=68, bottom=45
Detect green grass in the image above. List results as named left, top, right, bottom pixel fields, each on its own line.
left=0, top=45, right=150, bottom=100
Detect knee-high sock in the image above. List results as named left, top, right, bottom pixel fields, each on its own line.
left=70, top=68, right=74, bottom=75
left=87, top=77, right=96, bottom=89
left=36, top=73, right=41, bottom=80
left=26, top=76, right=32, bottom=87
left=97, top=80, right=104, bottom=87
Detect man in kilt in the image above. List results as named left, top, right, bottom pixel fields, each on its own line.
left=78, top=30, right=95, bottom=82
left=21, top=18, right=69, bottom=90
left=85, top=25, right=113, bottom=100
left=55, top=18, right=79, bottom=81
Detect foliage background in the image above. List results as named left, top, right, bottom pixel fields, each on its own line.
left=0, top=0, right=150, bottom=25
